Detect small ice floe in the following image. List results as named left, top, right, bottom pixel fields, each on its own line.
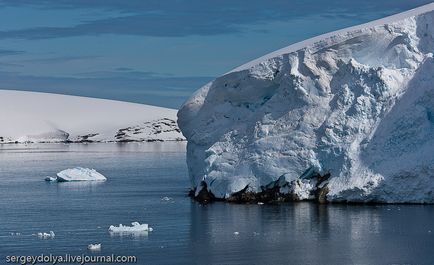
left=233, top=232, right=240, bottom=235
left=34, top=231, right=55, bottom=239
left=10, top=232, right=21, bottom=236
left=87, top=243, right=101, bottom=251
left=47, top=167, right=107, bottom=182
left=109, top=222, right=153, bottom=234
left=257, top=202, right=264, bottom=205
left=161, top=196, right=175, bottom=204
left=45, top=176, right=57, bottom=182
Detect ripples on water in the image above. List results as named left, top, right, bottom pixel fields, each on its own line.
left=0, top=143, right=433, bottom=265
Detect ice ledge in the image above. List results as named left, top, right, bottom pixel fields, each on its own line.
left=231, top=2, right=434, bottom=73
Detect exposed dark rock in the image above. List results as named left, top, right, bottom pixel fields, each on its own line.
left=316, top=186, right=329, bottom=204
left=190, top=172, right=331, bottom=204
left=192, top=181, right=217, bottom=204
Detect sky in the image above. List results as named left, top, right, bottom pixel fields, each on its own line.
left=0, top=0, right=432, bottom=108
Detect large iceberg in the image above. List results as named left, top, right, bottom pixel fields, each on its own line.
left=178, top=3, right=434, bottom=203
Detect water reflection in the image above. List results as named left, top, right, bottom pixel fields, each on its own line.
left=188, top=203, right=418, bottom=265
left=52, top=181, right=106, bottom=192
left=1, top=143, right=433, bottom=264
left=109, top=231, right=149, bottom=238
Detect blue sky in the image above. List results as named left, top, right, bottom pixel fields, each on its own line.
left=0, top=0, right=431, bottom=108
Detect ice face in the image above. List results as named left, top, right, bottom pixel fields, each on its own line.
left=178, top=4, right=434, bottom=203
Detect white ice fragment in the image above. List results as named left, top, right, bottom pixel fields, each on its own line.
left=56, top=167, right=107, bottom=182
left=233, top=232, right=239, bottom=235
left=35, top=231, right=55, bottom=239
left=88, top=244, right=101, bottom=251
left=257, top=202, right=264, bottom=205
left=45, top=176, right=57, bottom=182
left=108, top=222, right=150, bottom=233
left=161, top=196, right=173, bottom=202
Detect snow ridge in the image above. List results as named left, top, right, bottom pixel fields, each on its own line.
left=178, top=3, right=434, bottom=203
left=0, top=90, right=185, bottom=143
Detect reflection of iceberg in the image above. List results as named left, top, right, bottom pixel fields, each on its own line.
left=109, top=222, right=152, bottom=232
left=109, top=222, right=152, bottom=237
left=55, top=167, right=107, bottom=182
left=109, top=230, right=149, bottom=238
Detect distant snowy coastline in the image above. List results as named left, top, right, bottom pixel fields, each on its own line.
left=0, top=90, right=185, bottom=144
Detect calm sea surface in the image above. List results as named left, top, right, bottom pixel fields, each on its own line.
left=0, top=143, right=433, bottom=265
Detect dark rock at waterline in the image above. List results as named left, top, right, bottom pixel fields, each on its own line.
left=190, top=173, right=331, bottom=204
left=190, top=181, right=217, bottom=204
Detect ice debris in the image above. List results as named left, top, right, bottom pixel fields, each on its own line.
left=88, top=243, right=101, bottom=251
left=34, top=231, right=55, bottom=239
left=108, top=222, right=152, bottom=233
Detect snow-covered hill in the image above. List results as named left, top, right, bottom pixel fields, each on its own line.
left=0, top=90, right=185, bottom=143
left=178, top=3, right=434, bottom=203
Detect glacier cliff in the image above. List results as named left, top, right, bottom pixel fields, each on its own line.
left=178, top=3, right=434, bottom=203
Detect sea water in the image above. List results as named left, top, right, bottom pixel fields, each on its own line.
left=0, top=143, right=433, bottom=265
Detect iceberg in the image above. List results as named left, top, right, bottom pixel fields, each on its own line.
left=34, top=231, right=55, bottom=239
left=87, top=243, right=101, bottom=251
left=178, top=3, right=434, bottom=203
left=108, top=222, right=152, bottom=233
left=56, top=167, right=107, bottom=182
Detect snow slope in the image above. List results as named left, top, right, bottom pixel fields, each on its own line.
left=0, top=90, right=185, bottom=143
left=178, top=3, right=434, bottom=203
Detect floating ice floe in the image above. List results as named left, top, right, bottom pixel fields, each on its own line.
left=10, top=232, right=21, bottom=236
left=34, top=231, right=55, bottom=239
left=108, top=222, right=152, bottom=233
left=45, top=167, right=107, bottom=182
left=161, top=196, right=173, bottom=202
left=88, top=243, right=101, bottom=251
left=45, top=176, right=57, bottom=182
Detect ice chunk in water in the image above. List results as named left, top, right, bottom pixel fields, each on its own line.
left=108, top=222, right=151, bottom=232
left=88, top=243, right=101, bottom=251
left=56, top=167, right=107, bottom=182
left=35, top=231, right=55, bottom=239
